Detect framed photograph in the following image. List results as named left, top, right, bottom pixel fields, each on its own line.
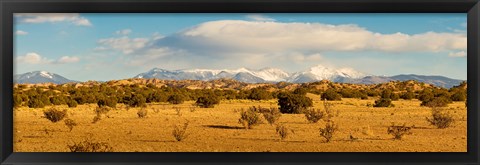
left=1, top=0, right=479, bottom=164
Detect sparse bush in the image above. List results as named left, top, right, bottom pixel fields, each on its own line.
left=426, top=107, right=455, bottom=129
left=196, top=95, right=220, bottom=108
left=68, top=140, right=113, bottom=152
left=304, top=108, right=325, bottom=123
left=277, top=92, right=313, bottom=114
left=238, top=108, right=263, bottom=129
left=262, top=107, right=281, bottom=125
left=319, top=121, right=338, bottom=143
left=323, top=99, right=338, bottom=121
left=92, top=114, right=101, bottom=124
left=174, top=107, right=182, bottom=116
left=44, top=108, right=67, bottom=123
left=387, top=123, right=412, bottom=140
left=276, top=124, right=294, bottom=140
left=64, top=118, right=77, bottom=131
left=374, top=98, right=394, bottom=107
left=172, top=121, right=189, bottom=141
left=137, top=108, right=148, bottom=118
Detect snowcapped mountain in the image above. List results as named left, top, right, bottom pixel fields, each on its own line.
left=134, top=65, right=367, bottom=83
left=287, top=65, right=367, bottom=83
left=15, top=71, right=77, bottom=84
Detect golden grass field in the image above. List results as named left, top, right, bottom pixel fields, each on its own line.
left=13, top=94, right=467, bottom=152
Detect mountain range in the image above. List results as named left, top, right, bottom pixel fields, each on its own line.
left=14, top=65, right=465, bottom=88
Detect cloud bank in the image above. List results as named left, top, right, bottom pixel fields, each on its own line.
left=96, top=20, right=467, bottom=70
left=16, top=53, right=80, bottom=64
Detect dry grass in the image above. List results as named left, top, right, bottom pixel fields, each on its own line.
left=13, top=97, right=467, bottom=152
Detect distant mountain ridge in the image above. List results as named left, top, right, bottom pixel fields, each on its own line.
left=15, top=71, right=77, bottom=84
left=15, top=66, right=465, bottom=88
left=134, top=66, right=464, bottom=88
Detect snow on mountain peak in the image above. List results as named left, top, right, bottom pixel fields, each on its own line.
left=136, top=65, right=368, bottom=83
left=39, top=71, right=53, bottom=79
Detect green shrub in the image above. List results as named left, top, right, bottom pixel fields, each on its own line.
left=277, top=92, right=313, bottom=114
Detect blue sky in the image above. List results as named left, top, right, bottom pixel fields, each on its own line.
left=14, top=13, right=467, bottom=81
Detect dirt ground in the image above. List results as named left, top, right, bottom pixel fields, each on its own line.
left=13, top=95, right=467, bottom=152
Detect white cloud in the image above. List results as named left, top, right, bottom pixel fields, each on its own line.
left=15, top=13, right=92, bottom=26
left=15, top=30, right=28, bottom=35
left=115, top=29, right=132, bottom=35
left=16, top=53, right=51, bottom=64
left=56, top=56, right=80, bottom=63
left=96, top=20, right=467, bottom=71
left=16, top=53, right=80, bottom=64
left=448, top=51, right=466, bottom=57
left=174, top=20, right=466, bottom=53
left=97, top=36, right=150, bottom=54
left=246, top=14, right=276, bottom=22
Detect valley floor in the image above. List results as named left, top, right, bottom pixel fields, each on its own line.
left=13, top=95, right=467, bottom=152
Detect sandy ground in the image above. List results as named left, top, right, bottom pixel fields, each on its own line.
left=13, top=95, right=467, bottom=152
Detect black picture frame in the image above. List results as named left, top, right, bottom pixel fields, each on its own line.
left=1, top=0, right=479, bottom=164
